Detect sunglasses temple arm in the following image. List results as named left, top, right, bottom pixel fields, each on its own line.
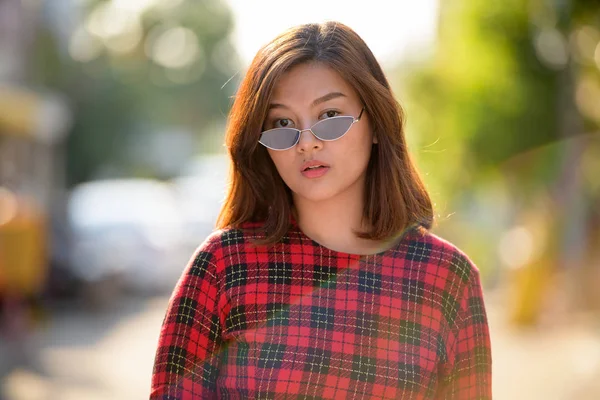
left=356, top=107, right=365, bottom=121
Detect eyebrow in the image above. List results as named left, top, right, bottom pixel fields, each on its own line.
left=268, top=91, right=347, bottom=110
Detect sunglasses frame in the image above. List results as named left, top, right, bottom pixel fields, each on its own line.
left=259, top=107, right=365, bottom=151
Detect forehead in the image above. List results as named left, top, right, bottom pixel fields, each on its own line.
left=270, top=62, right=358, bottom=104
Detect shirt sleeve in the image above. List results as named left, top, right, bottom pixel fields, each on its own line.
left=437, top=268, right=493, bottom=399
left=150, top=244, right=227, bottom=399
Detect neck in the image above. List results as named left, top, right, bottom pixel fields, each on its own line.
left=292, top=178, right=378, bottom=254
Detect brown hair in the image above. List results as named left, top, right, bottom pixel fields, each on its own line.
left=216, top=21, right=433, bottom=244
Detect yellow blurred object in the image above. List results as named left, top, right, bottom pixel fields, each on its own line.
left=0, top=188, right=47, bottom=298
left=0, top=85, right=71, bottom=299
left=0, top=85, right=70, bottom=144
left=0, top=86, right=39, bottom=137
left=507, top=261, right=553, bottom=326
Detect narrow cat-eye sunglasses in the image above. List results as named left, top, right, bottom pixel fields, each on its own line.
left=258, top=107, right=365, bottom=151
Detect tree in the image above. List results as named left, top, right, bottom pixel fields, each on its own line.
left=32, top=0, right=242, bottom=184
left=398, top=0, right=600, bottom=325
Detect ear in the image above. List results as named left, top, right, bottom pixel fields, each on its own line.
left=372, top=133, right=378, bottom=144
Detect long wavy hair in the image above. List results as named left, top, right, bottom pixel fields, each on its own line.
left=216, top=21, right=433, bottom=244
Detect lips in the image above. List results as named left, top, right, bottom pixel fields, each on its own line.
left=301, top=160, right=330, bottom=172
left=300, top=160, right=330, bottom=179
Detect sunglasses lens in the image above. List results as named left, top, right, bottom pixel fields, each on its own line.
left=258, top=116, right=355, bottom=150
left=259, top=128, right=299, bottom=150
left=311, top=117, right=354, bottom=140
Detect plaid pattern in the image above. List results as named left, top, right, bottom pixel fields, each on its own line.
left=151, top=222, right=492, bottom=399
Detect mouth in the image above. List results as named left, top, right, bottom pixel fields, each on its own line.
left=301, top=160, right=331, bottom=172
left=302, top=165, right=328, bottom=172
left=300, top=163, right=330, bottom=178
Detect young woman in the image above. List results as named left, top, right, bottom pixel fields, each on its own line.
left=151, top=22, right=492, bottom=399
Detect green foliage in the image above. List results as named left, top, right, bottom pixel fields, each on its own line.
left=33, top=0, right=241, bottom=185
left=401, top=0, right=563, bottom=203
left=399, top=0, right=600, bottom=280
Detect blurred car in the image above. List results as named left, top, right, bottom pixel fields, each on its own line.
left=170, top=153, right=229, bottom=256
left=66, top=179, right=187, bottom=296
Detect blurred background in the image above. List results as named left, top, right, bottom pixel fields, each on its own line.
left=0, top=0, right=598, bottom=399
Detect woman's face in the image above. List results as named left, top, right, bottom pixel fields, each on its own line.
left=264, top=62, right=376, bottom=204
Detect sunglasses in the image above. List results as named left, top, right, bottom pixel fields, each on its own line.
left=258, top=108, right=365, bottom=151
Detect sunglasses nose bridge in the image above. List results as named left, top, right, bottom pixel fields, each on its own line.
left=297, top=127, right=319, bottom=140
left=298, top=127, right=314, bottom=134
left=296, top=126, right=324, bottom=151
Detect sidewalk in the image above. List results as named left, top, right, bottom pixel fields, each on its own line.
left=487, top=290, right=600, bottom=400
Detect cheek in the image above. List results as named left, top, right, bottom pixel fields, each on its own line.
left=267, top=150, right=293, bottom=179
left=345, top=128, right=375, bottom=161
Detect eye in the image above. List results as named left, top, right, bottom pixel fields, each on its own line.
left=273, top=118, right=294, bottom=128
left=320, top=110, right=340, bottom=119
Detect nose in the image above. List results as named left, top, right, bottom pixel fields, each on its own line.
left=296, top=128, right=323, bottom=153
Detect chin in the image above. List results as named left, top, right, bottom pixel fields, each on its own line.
left=290, top=183, right=340, bottom=203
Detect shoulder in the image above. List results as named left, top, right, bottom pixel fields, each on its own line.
left=191, top=222, right=268, bottom=266
left=404, top=226, right=480, bottom=285
left=404, top=227, right=486, bottom=332
left=206, top=221, right=268, bottom=247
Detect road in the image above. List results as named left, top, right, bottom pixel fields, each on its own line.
left=1, top=290, right=600, bottom=399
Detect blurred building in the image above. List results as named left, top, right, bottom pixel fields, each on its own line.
left=0, top=0, right=72, bottom=303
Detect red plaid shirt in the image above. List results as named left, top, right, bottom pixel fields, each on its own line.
left=151, top=221, right=492, bottom=399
